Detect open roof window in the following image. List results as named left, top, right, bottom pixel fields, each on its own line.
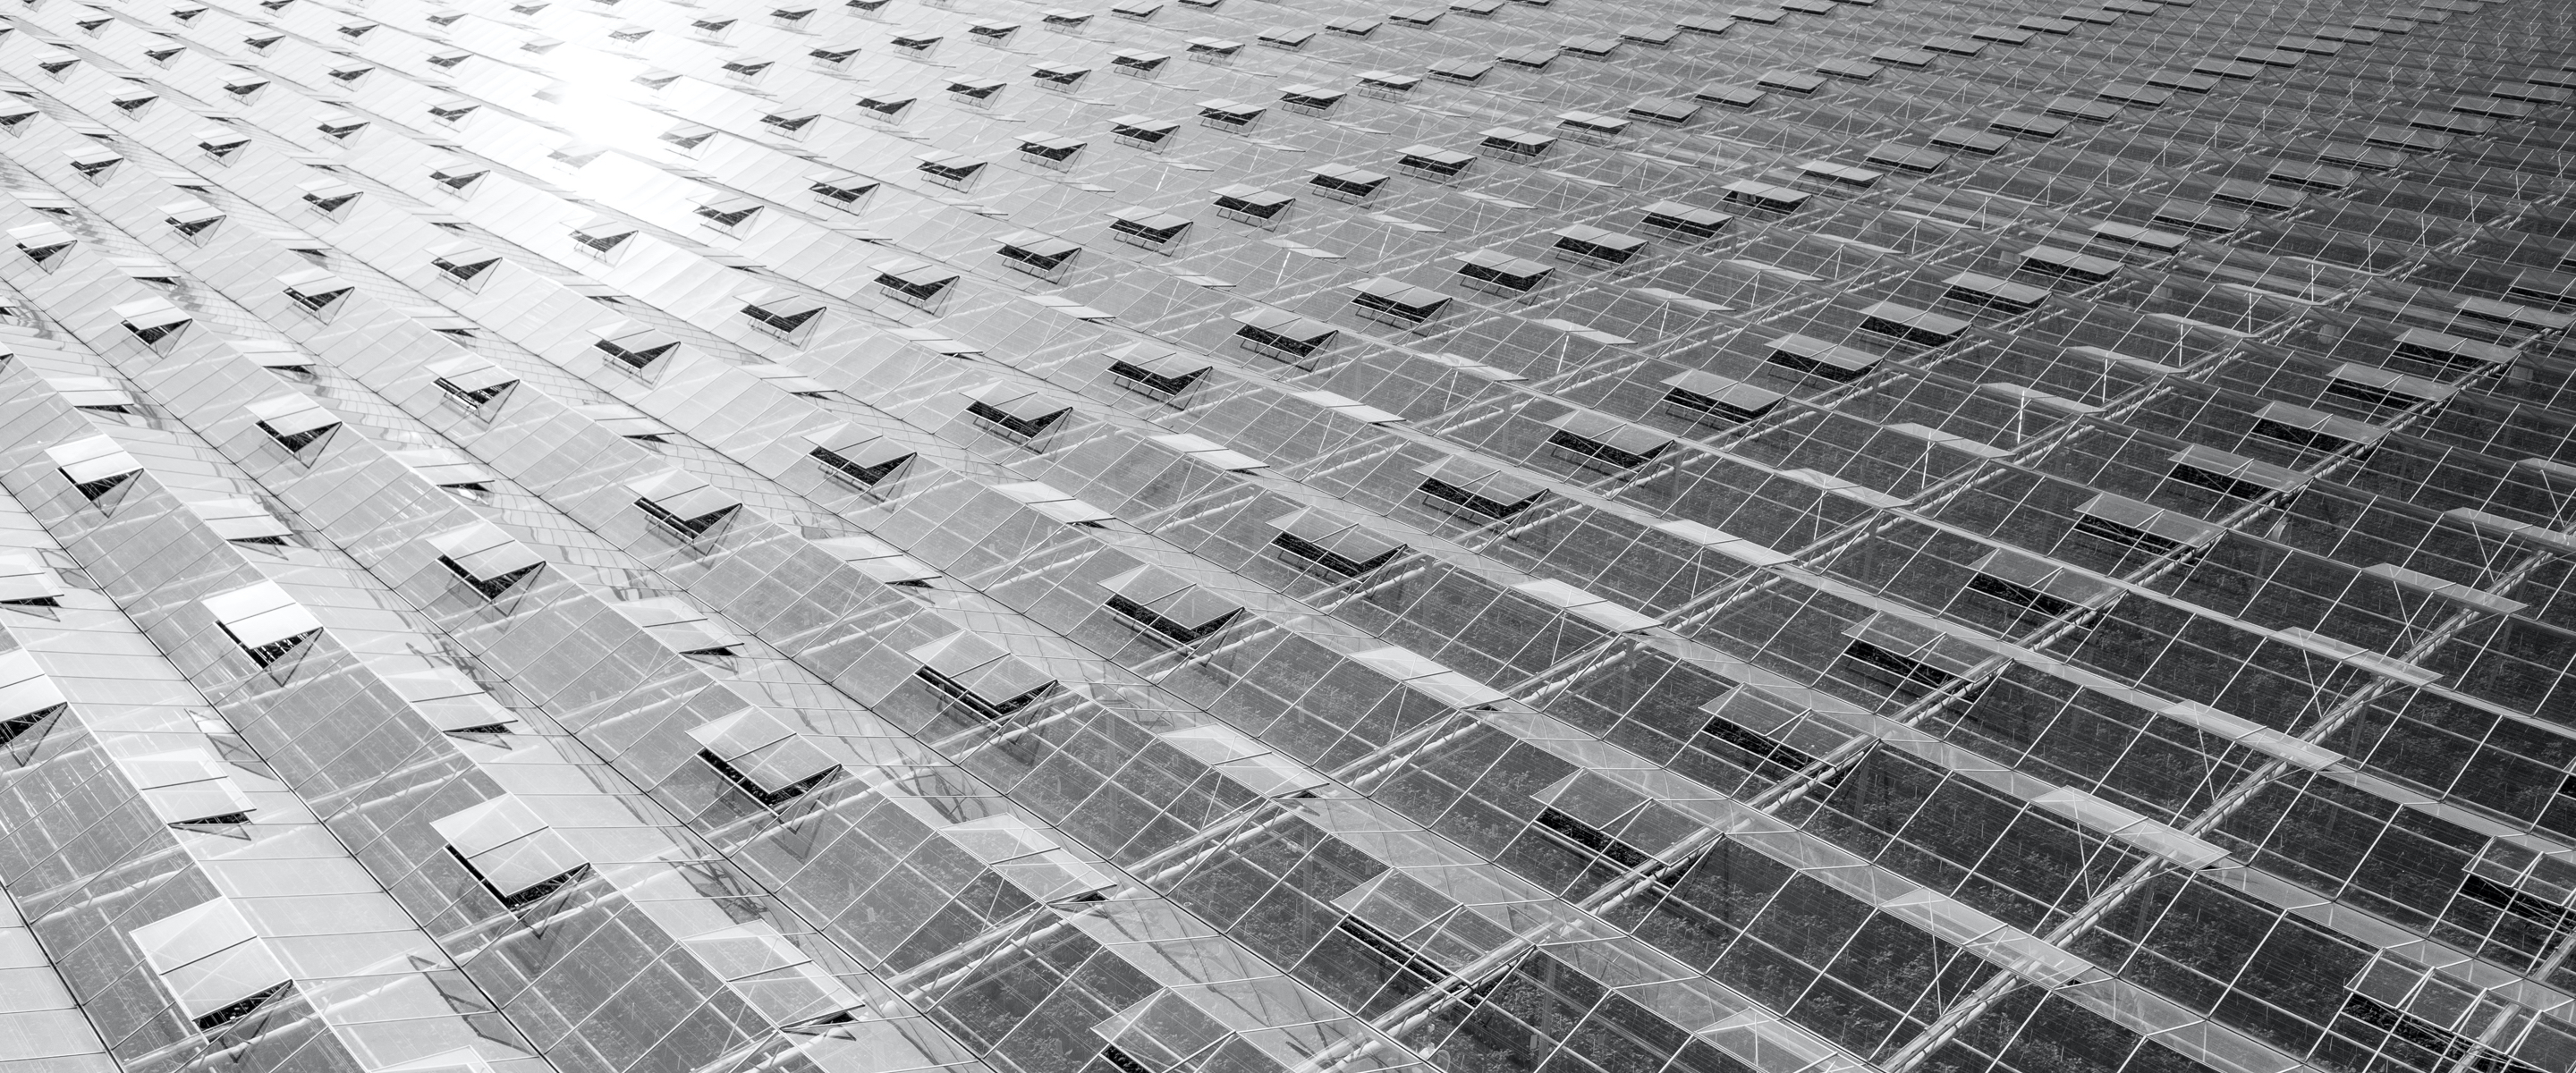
left=1278, top=83, right=1342, bottom=116
left=2074, top=493, right=2223, bottom=555
left=1108, top=47, right=1166, bottom=78
left=1230, top=308, right=1337, bottom=366
left=193, top=126, right=251, bottom=163
left=689, top=707, right=842, bottom=807
left=962, top=383, right=1072, bottom=442
left=278, top=268, right=355, bottom=320
left=871, top=258, right=959, bottom=310
left=1211, top=184, right=1292, bottom=227
left=428, top=241, right=501, bottom=291
left=1530, top=771, right=1668, bottom=870
left=1661, top=370, right=1781, bottom=425
left=1106, top=342, right=1209, bottom=397
left=428, top=97, right=479, bottom=126
left=1304, top=165, right=1385, bottom=203
left=914, top=152, right=982, bottom=190
left=314, top=110, right=366, bottom=143
left=48, top=435, right=142, bottom=504
left=1098, top=565, right=1242, bottom=645
left=1967, top=547, right=2119, bottom=616
left=428, top=520, right=542, bottom=599
left=1417, top=456, right=1548, bottom=520
left=203, top=581, right=322, bottom=670
left=1032, top=62, right=1091, bottom=90
left=996, top=230, right=1080, bottom=281
left=298, top=178, right=360, bottom=218
left=570, top=215, right=637, bottom=259
left=1551, top=224, right=1648, bottom=267
left=163, top=199, right=223, bottom=244
left=1109, top=114, right=1178, bottom=151
left=219, top=339, right=308, bottom=378
left=909, top=631, right=1058, bottom=719
left=1639, top=200, right=1733, bottom=241
left=1843, top=613, right=1990, bottom=694
left=855, top=93, right=916, bottom=124
left=1766, top=333, right=1882, bottom=382
left=1106, top=207, right=1191, bottom=252
left=427, top=354, right=515, bottom=414
left=1478, top=126, right=1556, bottom=159
left=1542, top=410, right=1675, bottom=470
left=131, top=899, right=292, bottom=1031
left=594, top=321, right=682, bottom=375
left=803, top=424, right=914, bottom=488
left=1349, top=277, right=1453, bottom=329
left=1266, top=508, right=1404, bottom=577
left=809, top=44, right=860, bottom=72
left=430, top=160, right=488, bottom=198
left=740, top=289, right=826, bottom=343
left=131, top=748, right=258, bottom=828
left=0, top=650, right=64, bottom=745
left=0, top=102, right=38, bottom=138
left=65, top=147, right=122, bottom=183
left=432, top=796, right=589, bottom=909
left=1453, top=249, right=1552, bottom=296
left=246, top=393, right=340, bottom=456
left=628, top=470, right=741, bottom=541
left=659, top=123, right=717, bottom=156
left=10, top=221, right=73, bottom=268
left=759, top=108, right=818, bottom=141
left=806, top=169, right=876, bottom=208
left=1195, top=98, right=1264, bottom=131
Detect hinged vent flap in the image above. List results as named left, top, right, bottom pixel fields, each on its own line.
left=431, top=796, right=590, bottom=908
left=909, top=631, right=1058, bottom=716
left=687, top=707, right=842, bottom=804
left=1098, top=564, right=1243, bottom=643
left=427, top=520, right=542, bottom=597
left=47, top=435, right=143, bottom=502
left=0, top=553, right=64, bottom=610
left=1265, top=508, right=1404, bottom=576
left=245, top=393, right=340, bottom=453
left=627, top=471, right=741, bottom=538
left=130, top=748, right=256, bottom=826
left=202, top=582, right=321, bottom=668
left=802, top=424, right=914, bottom=486
left=427, top=354, right=516, bottom=409
left=131, top=899, right=292, bottom=1029
left=0, top=649, right=65, bottom=745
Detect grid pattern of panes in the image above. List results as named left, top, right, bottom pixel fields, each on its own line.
left=0, top=1, right=2568, bottom=1073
